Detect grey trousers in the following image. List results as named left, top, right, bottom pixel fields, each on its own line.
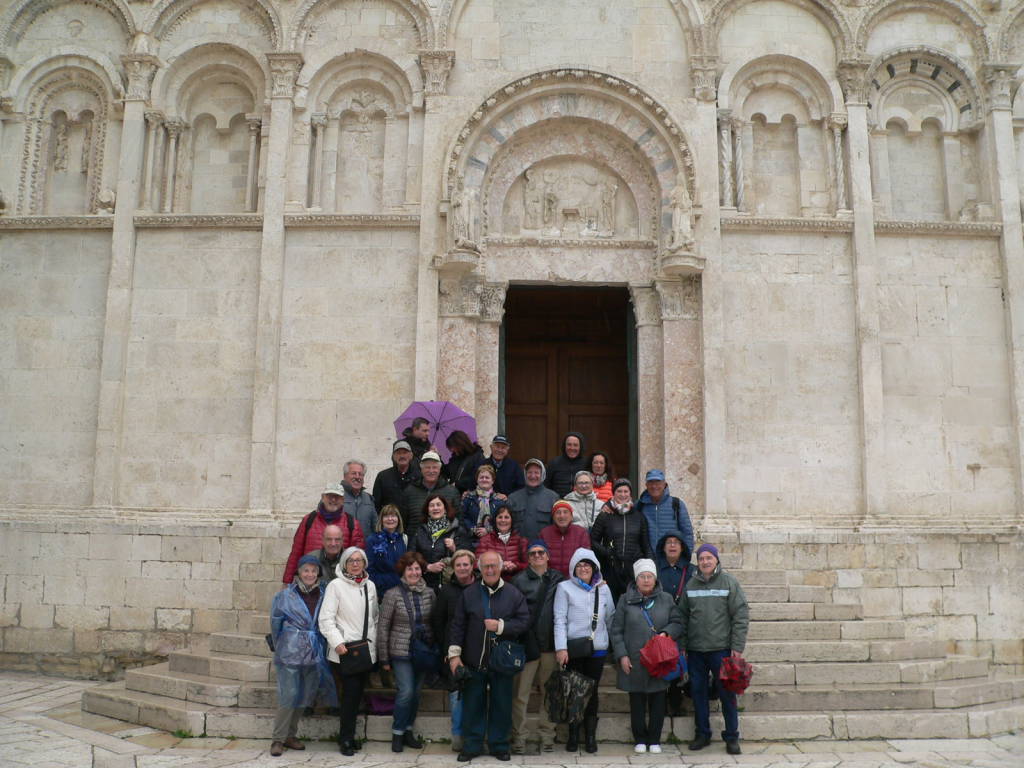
left=272, top=707, right=302, bottom=741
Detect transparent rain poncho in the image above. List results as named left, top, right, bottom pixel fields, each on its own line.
left=270, top=584, right=337, bottom=708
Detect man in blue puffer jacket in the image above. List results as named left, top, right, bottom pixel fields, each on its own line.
left=637, top=470, right=694, bottom=555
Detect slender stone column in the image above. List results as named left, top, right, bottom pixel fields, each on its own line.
left=795, top=122, right=813, bottom=215
left=830, top=113, right=849, bottom=212
left=309, top=113, right=326, bottom=210
left=140, top=110, right=162, bottom=211
left=475, top=283, right=507, bottom=442
left=630, top=285, right=665, bottom=477
left=161, top=119, right=184, bottom=213
left=870, top=128, right=892, bottom=216
left=718, top=109, right=734, bottom=209
left=245, top=114, right=262, bottom=212
left=941, top=132, right=963, bottom=219
left=838, top=59, right=886, bottom=527
left=982, top=64, right=1024, bottom=524
left=92, top=53, right=159, bottom=505
left=248, top=52, right=303, bottom=512
left=733, top=117, right=748, bottom=213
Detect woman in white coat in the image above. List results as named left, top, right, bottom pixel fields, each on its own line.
left=318, top=546, right=378, bottom=756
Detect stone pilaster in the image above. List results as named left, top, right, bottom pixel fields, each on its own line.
left=839, top=58, right=886, bottom=527
left=718, top=109, right=734, bottom=210
left=248, top=52, right=302, bottom=513
left=92, top=53, right=159, bottom=506
left=475, top=282, right=507, bottom=442
left=437, top=277, right=482, bottom=415
left=630, top=284, right=665, bottom=478
left=245, top=114, right=262, bottom=212
left=829, top=113, right=849, bottom=213
left=982, top=63, right=1024, bottom=524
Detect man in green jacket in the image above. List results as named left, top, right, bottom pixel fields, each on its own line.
left=677, top=543, right=749, bottom=755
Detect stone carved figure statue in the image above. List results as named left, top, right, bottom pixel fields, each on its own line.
left=523, top=169, right=544, bottom=230
left=668, top=171, right=695, bottom=251
left=452, top=178, right=479, bottom=250
left=97, top=188, right=116, bottom=214
left=53, top=120, right=69, bottom=172
left=598, top=180, right=617, bottom=235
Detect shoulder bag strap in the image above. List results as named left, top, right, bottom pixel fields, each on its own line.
left=640, top=602, right=656, bottom=633
left=360, top=584, right=369, bottom=641
left=399, top=586, right=424, bottom=628
left=675, top=568, right=686, bottom=599
left=589, top=587, right=600, bottom=639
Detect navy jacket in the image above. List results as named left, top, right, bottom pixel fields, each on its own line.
left=482, top=456, right=526, bottom=496
left=449, top=579, right=530, bottom=670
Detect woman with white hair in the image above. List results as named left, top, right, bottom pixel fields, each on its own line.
left=610, top=558, right=684, bottom=754
left=319, top=546, right=378, bottom=756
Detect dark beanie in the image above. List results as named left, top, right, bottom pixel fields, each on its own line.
left=613, top=477, right=632, bottom=492
left=696, top=543, right=719, bottom=561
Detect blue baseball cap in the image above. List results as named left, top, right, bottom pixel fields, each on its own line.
left=645, top=469, right=666, bottom=482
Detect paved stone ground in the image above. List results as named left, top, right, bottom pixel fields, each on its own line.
left=0, top=672, right=1020, bottom=768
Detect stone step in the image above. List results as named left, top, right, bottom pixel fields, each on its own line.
left=745, top=638, right=947, bottom=664
left=82, top=682, right=209, bottom=735
left=82, top=682, right=1024, bottom=741
left=748, top=621, right=841, bottom=641
left=241, top=613, right=270, bottom=636
left=749, top=602, right=816, bottom=621
left=783, top=656, right=991, bottom=686
left=168, top=650, right=272, bottom=682
left=125, top=663, right=242, bottom=707
left=210, top=632, right=272, bottom=658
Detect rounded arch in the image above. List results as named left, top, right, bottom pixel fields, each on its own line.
left=289, top=0, right=435, bottom=51
left=445, top=68, right=696, bottom=246
left=856, top=0, right=990, bottom=62
left=867, top=46, right=981, bottom=129
left=0, top=0, right=135, bottom=55
left=999, top=1, right=1024, bottom=61
left=301, top=50, right=416, bottom=114
left=719, top=54, right=842, bottom=119
left=10, top=49, right=121, bottom=112
left=146, top=0, right=282, bottom=50
left=706, top=0, right=852, bottom=60
left=153, top=42, right=265, bottom=115
left=438, top=0, right=702, bottom=51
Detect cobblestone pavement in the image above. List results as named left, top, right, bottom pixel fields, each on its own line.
left=0, top=672, right=1020, bottom=768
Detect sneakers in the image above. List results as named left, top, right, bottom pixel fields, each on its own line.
left=634, top=744, right=647, bottom=753
left=649, top=744, right=662, bottom=754
left=269, top=741, right=284, bottom=757
left=726, top=739, right=742, bottom=755
left=688, top=734, right=711, bottom=751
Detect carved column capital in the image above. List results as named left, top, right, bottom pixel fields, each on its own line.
left=246, top=113, right=262, bottom=134
left=310, top=112, right=327, bottom=129
left=121, top=53, right=160, bottom=102
left=478, top=282, right=507, bottom=324
left=630, top=284, right=661, bottom=327
left=982, top=63, right=1017, bottom=111
left=144, top=109, right=164, bottom=127
left=836, top=58, right=872, bottom=104
left=828, top=112, right=848, bottom=131
left=689, top=54, right=719, bottom=102
left=419, top=50, right=456, bottom=96
left=164, top=118, right=186, bottom=138
left=657, top=278, right=700, bottom=321
left=265, top=52, right=304, bottom=99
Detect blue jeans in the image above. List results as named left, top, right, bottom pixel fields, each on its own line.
left=449, top=690, right=463, bottom=736
left=688, top=649, right=739, bottom=741
left=390, top=659, right=424, bottom=734
left=461, top=666, right=514, bottom=754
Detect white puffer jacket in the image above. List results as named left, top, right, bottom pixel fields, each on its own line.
left=318, top=547, right=379, bottom=663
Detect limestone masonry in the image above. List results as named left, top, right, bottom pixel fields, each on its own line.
left=0, top=0, right=1022, bottom=715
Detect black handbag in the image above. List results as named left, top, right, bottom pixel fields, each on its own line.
left=482, top=585, right=525, bottom=675
left=335, top=585, right=373, bottom=675
left=567, top=588, right=601, bottom=660
left=399, top=587, right=442, bottom=674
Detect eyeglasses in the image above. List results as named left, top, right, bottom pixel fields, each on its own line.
left=528, top=551, right=547, bottom=557
left=480, top=563, right=501, bottom=569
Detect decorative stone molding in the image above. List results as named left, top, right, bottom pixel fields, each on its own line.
left=721, top=216, right=854, bottom=232
left=660, top=249, right=706, bottom=276
left=982, top=63, right=1017, bottom=111
left=437, top=246, right=480, bottom=274
left=478, top=282, right=507, bottom=324
left=284, top=213, right=420, bottom=228
left=857, top=0, right=990, bottom=62
left=419, top=50, right=455, bottom=96
left=265, top=53, right=303, bottom=99
left=134, top=214, right=264, bottom=228
left=484, top=236, right=657, bottom=249
left=690, top=54, right=719, bottom=101
left=656, top=277, right=700, bottom=321
left=438, top=276, right=482, bottom=317
left=874, top=220, right=1003, bottom=237
left=837, top=58, right=872, bottom=104
left=0, top=215, right=114, bottom=229
left=629, top=284, right=661, bottom=327
left=121, top=54, right=159, bottom=102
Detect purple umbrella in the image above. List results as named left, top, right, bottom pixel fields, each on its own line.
left=393, top=401, right=477, bottom=463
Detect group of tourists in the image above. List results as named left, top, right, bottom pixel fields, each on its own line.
left=269, top=426, right=749, bottom=760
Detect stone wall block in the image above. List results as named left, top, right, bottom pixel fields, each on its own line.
left=232, top=581, right=257, bottom=610
left=89, top=533, right=132, bottom=560
left=220, top=538, right=261, bottom=564
left=905, top=615, right=977, bottom=642
left=239, top=563, right=279, bottom=581
left=827, top=543, right=865, bottom=568
left=992, top=639, right=1024, bottom=665
left=54, top=605, right=110, bottom=630
left=39, top=533, right=90, bottom=560
left=879, top=543, right=917, bottom=568
left=124, top=578, right=187, bottom=609
left=156, top=609, right=192, bottom=632
left=896, top=569, right=953, bottom=587
left=131, top=535, right=163, bottom=561
left=862, top=570, right=897, bottom=588
left=4, top=627, right=73, bottom=653
left=861, top=588, right=901, bottom=617
left=6, top=574, right=44, bottom=603
left=918, top=539, right=962, bottom=570
left=193, top=609, right=238, bottom=634
left=85, top=575, right=127, bottom=607
left=100, top=630, right=144, bottom=652
left=184, top=580, right=234, bottom=610
left=0, top=604, right=17, bottom=627
left=901, top=587, right=942, bottom=616
left=110, top=607, right=155, bottom=630
left=788, top=585, right=827, bottom=602
left=19, top=603, right=54, bottom=629
left=836, top=569, right=863, bottom=589
left=161, top=536, right=219, bottom=562
left=143, top=631, right=188, bottom=655
left=192, top=562, right=240, bottom=580
left=73, top=632, right=101, bottom=654
left=942, top=586, right=989, bottom=615
left=41, top=574, right=82, bottom=606
left=141, top=561, right=191, bottom=580
left=262, top=537, right=293, bottom=564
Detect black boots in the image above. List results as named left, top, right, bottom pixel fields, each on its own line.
left=403, top=731, right=423, bottom=749
left=391, top=733, right=404, bottom=752
left=565, top=723, right=580, bottom=751
left=688, top=734, right=710, bottom=750
left=584, top=716, right=598, bottom=753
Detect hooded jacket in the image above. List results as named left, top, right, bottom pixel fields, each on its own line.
left=540, top=520, right=591, bottom=579
left=637, top=483, right=695, bottom=555
left=372, top=458, right=421, bottom=512
left=318, top=547, right=379, bottom=663
left=448, top=578, right=530, bottom=670
left=563, top=488, right=602, bottom=529
left=678, top=561, right=749, bottom=654
left=282, top=503, right=366, bottom=584
left=553, top=548, right=615, bottom=653
left=376, top=578, right=436, bottom=664
left=610, top=582, right=684, bottom=693
left=545, top=432, right=587, bottom=498
left=655, top=530, right=692, bottom=599
left=590, top=500, right=653, bottom=580
left=513, top=564, right=564, bottom=658
left=508, top=460, right=559, bottom=541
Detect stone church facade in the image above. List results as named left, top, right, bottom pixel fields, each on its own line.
left=0, top=0, right=1022, bottom=681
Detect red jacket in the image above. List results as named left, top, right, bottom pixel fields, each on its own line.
left=540, top=523, right=591, bottom=580
left=281, top=509, right=365, bottom=583
left=476, top=531, right=527, bottom=575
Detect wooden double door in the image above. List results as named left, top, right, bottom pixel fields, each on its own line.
left=503, top=287, right=633, bottom=481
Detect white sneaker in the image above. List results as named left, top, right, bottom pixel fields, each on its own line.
left=634, top=744, right=647, bottom=753
left=648, top=744, right=662, bottom=754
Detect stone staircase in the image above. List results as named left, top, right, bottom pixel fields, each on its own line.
left=82, top=563, right=1024, bottom=743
